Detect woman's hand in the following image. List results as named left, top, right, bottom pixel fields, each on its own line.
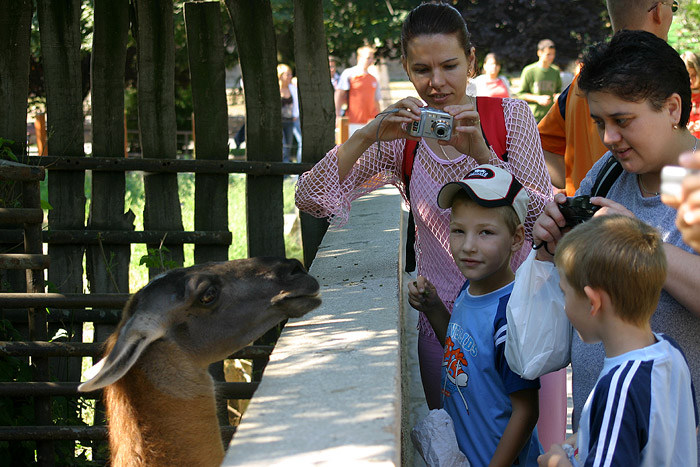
left=537, top=444, right=574, bottom=467
left=663, top=151, right=700, bottom=253
left=590, top=196, right=635, bottom=218
left=441, top=102, right=492, bottom=164
left=532, top=193, right=569, bottom=261
left=360, top=97, right=425, bottom=142
left=407, top=276, right=443, bottom=315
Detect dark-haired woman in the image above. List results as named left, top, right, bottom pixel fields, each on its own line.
left=533, top=30, right=700, bottom=463
left=295, top=0, right=552, bottom=425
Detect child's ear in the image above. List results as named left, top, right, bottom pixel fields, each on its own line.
left=511, top=224, right=526, bottom=252
left=584, top=285, right=603, bottom=316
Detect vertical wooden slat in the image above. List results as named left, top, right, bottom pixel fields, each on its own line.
left=0, top=0, right=33, bottom=157
left=0, top=0, right=33, bottom=295
left=184, top=0, right=231, bottom=431
left=134, top=0, right=184, bottom=276
left=184, top=1, right=229, bottom=265
left=225, top=0, right=285, bottom=258
left=292, top=0, right=334, bottom=267
left=89, top=0, right=131, bottom=296
left=88, top=1, right=131, bottom=460
left=36, top=1, right=85, bottom=464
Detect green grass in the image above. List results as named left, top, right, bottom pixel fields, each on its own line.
left=126, top=172, right=302, bottom=290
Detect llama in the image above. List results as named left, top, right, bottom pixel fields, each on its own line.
left=79, top=257, right=321, bottom=467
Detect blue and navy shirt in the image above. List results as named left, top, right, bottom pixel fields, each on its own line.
left=441, top=280, right=542, bottom=466
left=577, top=333, right=698, bottom=466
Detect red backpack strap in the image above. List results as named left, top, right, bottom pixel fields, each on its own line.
left=475, top=96, right=508, bottom=161
left=402, top=139, right=420, bottom=198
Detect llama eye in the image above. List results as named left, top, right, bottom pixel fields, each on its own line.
left=199, top=286, right=218, bottom=305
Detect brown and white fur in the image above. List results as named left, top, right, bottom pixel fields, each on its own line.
left=79, top=257, right=321, bottom=467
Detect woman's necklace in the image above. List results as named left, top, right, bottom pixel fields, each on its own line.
left=636, top=136, right=698, bottom=197
left=637, top=175, right=660, bottom=197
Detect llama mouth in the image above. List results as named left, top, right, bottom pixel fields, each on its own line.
left=271, top=291, right=322, bottom=317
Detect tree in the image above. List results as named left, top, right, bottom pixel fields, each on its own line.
left=455, top=0, right=610, bottom=74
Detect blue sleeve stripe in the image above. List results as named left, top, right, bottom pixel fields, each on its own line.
left=593, top=360, right=642, bottom=466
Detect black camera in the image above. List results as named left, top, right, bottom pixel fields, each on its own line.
left=558, top=195, right=600, bottom=228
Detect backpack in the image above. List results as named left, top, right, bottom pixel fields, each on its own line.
left=402, top=96, right=509, bottom=272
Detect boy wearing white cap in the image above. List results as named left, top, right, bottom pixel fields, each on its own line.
left=408, top=164, right=542, bottom=465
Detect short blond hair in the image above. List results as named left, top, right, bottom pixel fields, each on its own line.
left=554, top=215, right=666, bottom=326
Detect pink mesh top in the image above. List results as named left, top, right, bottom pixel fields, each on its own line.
left=296, top=98, right=553, bottom=337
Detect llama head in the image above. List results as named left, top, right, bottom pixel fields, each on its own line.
left=78, top=257, right=321, bottom=392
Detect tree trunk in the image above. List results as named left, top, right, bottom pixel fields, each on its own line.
left=292, top=0, right=334, bottom=267
left=134, top=0, right=184, bottom=275
left=225, top=0, right=285, bottom=258
left=185, top=1, right=229, bottom=265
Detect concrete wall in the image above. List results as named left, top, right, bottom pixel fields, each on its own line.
left=223, top=186, right=427, bottom=466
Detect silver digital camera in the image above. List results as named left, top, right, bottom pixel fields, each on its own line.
left=407, top=107, right=453, bottom=141
left=661, top=165, right=700, bottom=199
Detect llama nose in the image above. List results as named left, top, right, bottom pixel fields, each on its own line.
left=286, top=258, right=307, bottom=278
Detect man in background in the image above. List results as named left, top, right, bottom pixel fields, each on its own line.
left=518, top=39, right=562, bottom=123
left=335, top=45, right=381, bottom=128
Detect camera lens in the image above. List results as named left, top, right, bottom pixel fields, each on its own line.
left=433, top=121, right=448, bottom=138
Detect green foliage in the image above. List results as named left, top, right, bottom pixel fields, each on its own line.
left=669, top=2, right=700, bottom=55
left=139, top=246, right=179, bottom=272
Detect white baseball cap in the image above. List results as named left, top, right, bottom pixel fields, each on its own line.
left=437, top=164, right=529, bottom=224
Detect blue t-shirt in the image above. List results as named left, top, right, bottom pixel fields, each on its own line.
left=441, top=281, right=542, bottom=465
left=577, top=333, right=698, bottom=466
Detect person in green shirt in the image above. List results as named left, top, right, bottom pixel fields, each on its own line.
left=518, top=39, right=562, bottom=122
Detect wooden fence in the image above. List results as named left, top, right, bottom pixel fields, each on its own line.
left=0, top=0, right=334, bottom=464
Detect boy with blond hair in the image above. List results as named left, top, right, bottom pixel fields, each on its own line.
left=409, top=165, right=542, bottom=465
left=539, top=215, right=697, bottom=466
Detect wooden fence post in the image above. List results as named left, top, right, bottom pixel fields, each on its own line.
left=292, top=0, right=335, bottom=267
left=184, top=0, right=232, bottom=432
left=185, top=1, right=229, bottom=265
left=88, top=1, right=131, bottom=459
left=0, top=0, right=33, bottom=297
left=37, top=0, right=86, bottom=463
left=225, top=0, right=285, bottom=259
left=134, top=0, right=185, bottom=276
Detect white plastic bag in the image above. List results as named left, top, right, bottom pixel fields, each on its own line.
left=505, top=249, right=572, bottom=380
left=411, top=409, right=470, bottom=467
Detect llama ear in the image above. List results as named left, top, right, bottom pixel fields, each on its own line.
left=78, top=313, right=167, bottom=392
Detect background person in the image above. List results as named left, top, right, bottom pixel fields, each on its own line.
left=538, top=0, right=676, bottom=195
left=335, top=45, right=381, bottom=128
left=517, top=39, right=562, bottom=123
left=278, top=64, right=301, bottom=163
left=296, top=2, right=552, bottom=414
left=532, top=33, right=700, bottom=460
left=681, top=51, right=700, bottom=138
left=329, top=55, right=341, bottom=90
left=471, top=52, right=512, bottom=98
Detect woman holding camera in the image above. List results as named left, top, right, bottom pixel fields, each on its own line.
left=532, top=30, right=700, bottom=448
left=296, top=2, right=552, bottom=412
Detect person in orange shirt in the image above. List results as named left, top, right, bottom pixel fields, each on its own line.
left=334, top=45, right=381, bottom=126
left=538, top=0, right=676, bottom=196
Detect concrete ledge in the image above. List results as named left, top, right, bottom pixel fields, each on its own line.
left=223, top=186, right=409, bottom=466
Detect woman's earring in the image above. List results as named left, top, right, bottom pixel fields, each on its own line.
left=673, top=123, right=680, bottom=130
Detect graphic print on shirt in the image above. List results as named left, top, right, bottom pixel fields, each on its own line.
left=443, top=335, right=471, bottom=414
